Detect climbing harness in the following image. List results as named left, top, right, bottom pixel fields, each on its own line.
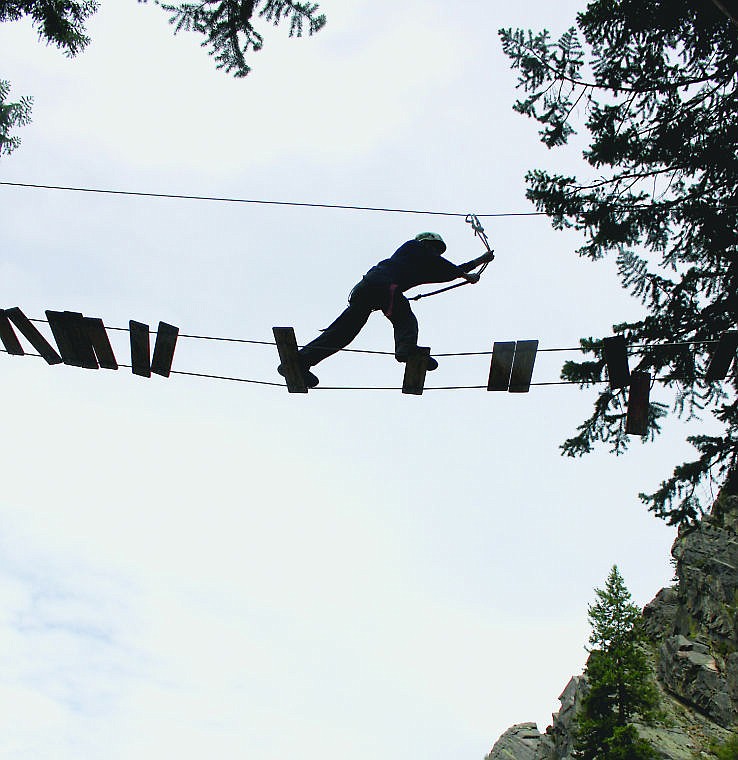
left=410, top=213, right=495, bottom=302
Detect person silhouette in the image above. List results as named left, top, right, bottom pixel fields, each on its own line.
left=279, top=232, right=493, bottom=387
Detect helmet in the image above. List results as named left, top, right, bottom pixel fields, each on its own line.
left=415, top=232, right=447, bottom=253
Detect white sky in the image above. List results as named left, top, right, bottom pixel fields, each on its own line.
left=0, top=2, right=705, bottom=758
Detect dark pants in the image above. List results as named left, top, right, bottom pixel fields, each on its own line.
left=298, top=278, right=419, bottom=367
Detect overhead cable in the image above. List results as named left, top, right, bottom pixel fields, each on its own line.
left=0, top=181, right=545, bottom=218
left=4, top=181, right=736, bottom=216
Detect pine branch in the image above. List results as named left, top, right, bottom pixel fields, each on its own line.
left=0, top=1, right=99, bottom=56
left=500, top=29, right=721, bottom=95
left=0, top=80, right=33, bottom=157
left=157, top=0, right=325, bottom=77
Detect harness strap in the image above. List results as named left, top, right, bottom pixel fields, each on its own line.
left=409, top=281, right=468, bottom=302
left=383, top=284, right=399, bottom=317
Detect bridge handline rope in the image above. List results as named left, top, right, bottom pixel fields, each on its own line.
left=29, top=317, right=718, bottom=357
left=24, top=318, right=722, bottom=357
left=0, top=348, right=713, bottom=392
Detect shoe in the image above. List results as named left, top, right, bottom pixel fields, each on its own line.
left=396, top=352, right=439, bottom=371
left=303, top=368, right=319, bottom=388
left=278, top=362, right=319, bottom=388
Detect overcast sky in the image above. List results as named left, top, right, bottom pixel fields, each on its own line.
left=0, top=2, right=707, bottom=759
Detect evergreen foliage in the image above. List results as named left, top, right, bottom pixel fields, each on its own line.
left=0, top=0, right=98, bottom=154
left=574, top=566, right=659, bottom=760
left=500, top=1, right=738, bottom=526
left=0, top=0, right=99, bottom=55
left=0, top=79, right=33, bottom=155
left=1, top=0, right=325, bottom=153
left=157, top=1, right=326, bottom=77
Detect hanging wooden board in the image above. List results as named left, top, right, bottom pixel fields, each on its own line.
left=46, top=311, right=99, bottom=369
left=487, top=341, right=516, bottom=391
left=0, top=310, right=24, bottom=355
left=402, top=347, right=430, bottom=395
left=129, top=320, right=151, bottom=377
left=85, top=317, right=118, bottom=370
left=6, top=307, right=62, bottom=365
left=151, top=322, right=179, bottom=378
left=603, top=335, right=630, bottom=389
left=625, top=371, right=651, bottom=436
left=705, top=331, right=738, bottom=382
left=509, top=340, right=539, bottom=393
left=273, top=327, right=308, bottom=393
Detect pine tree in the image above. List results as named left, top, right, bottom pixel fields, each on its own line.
left=0, top=0, right=326, bottom=154
left=574, top=566, right=659, bottom=760
left=500, top=1, right=738, bottom=526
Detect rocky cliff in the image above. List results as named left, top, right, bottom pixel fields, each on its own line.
left=487, top=491, right=738, bottom=759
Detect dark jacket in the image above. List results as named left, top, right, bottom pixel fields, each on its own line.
left=363, top=240, right=467, bottom=292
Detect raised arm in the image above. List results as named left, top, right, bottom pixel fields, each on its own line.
left=457, top=251, right=495, bottom=273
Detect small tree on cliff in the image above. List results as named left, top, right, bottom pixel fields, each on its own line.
left=500, top=0, right=738, bottom=527
left=574, top=566, right=659, bottom=760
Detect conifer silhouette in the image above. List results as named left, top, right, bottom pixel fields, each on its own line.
left=501, top=0, right=738, bottom=525
left=574, top=566, right=658, bottom=759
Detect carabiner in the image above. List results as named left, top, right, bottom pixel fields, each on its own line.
left=466, top=213, right=493, bottom=255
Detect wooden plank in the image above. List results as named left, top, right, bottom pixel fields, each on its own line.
left=129, top=320, right=151, bottom=378
left=0, top=310, right=24, bottom=355
left=273, top=327, right=308, bottom=393
left=85, top=317, right=118, bottom=370
left=151, top=322, right=179, bottom=378
left=706, top=331, right=738, bottom=382
left=46, top=311, right=99, bottom=369
left=5, top=307, right=62, bottom=365
left=46, top=311, right=78, bottom=366
left=487, top=341, right=515, bottom=391
left=67, top=312, right=99, bottom=369
left=625, top=371, right=651, bottom=436
left=603, top=335, right=630, bottom=389
left=509, top=340, right=539, bottom=393
left=402, top=346, right=430, bottom=395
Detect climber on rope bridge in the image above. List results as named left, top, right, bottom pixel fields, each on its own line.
left=278, top=230, right=494, bottom=388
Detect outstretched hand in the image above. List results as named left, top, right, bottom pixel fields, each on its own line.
left=466, top=272, right=481, bottom=284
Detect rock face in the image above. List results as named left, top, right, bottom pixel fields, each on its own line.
left=486, top=493, right=738, bottom=760
left=651, top=492, right=738, bottom=731
left=535, top=677, right=587, bottom=760
left=486, top=724, right=543, bottom=760
left=672, top=496, right=738, bottom=648
left=658, top=634, right=734, bottom=727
